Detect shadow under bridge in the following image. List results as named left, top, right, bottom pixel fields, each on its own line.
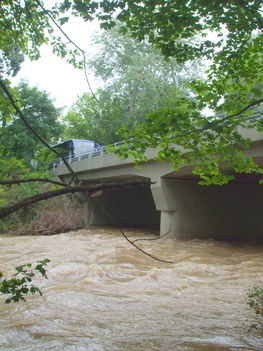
left=81, top=176, right=160, bottom=230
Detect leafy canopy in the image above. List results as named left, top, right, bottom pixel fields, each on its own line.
left=63, top=26, right=202, bottom=144
left=61, top=0, right=263, bottom=111
left=0, top=0, right=79, bottom=123
left=0, top=81, right=63, bottom=164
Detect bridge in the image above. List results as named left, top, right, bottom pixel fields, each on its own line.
left=53, top=128, right=263, bottom=240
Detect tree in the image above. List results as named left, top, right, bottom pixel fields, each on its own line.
left=1, top=2, right=262, bottom=184
left=0, top=81, right=63, bottom=165
left=60, top=1, right=262, bottom=109
left=88, top=26, right=202, bottom=124
left=60, top=0, right=263, bottom=184
left=0, top=0, right=84, bottom=126
left=63, top=26, right=202, bottom=144
left=63, top=90, right=124, bottom=144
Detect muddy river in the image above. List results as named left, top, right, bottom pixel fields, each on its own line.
left=0, top=227, right=263, bottom=350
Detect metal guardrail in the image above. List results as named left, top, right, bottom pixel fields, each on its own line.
left=52, top=141, right=124, bottom=170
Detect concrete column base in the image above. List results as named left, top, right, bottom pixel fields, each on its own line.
left=160, top=211, right=178, bottom=239
left=151, top=181, right=179, bottom=239
left=81, top=192, right=91, bottom=226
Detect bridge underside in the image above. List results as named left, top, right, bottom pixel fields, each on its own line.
left=155, top=173, right=263, bottom=241
left=82, top=180, right=160, bottom=229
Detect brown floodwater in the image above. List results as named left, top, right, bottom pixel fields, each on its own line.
left=0, top=227, right=263, bottom=351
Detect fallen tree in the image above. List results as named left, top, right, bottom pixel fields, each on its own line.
left=0, top=179, right=151, bottom=220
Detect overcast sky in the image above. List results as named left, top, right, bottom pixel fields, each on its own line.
left=11, top=17, right=101, bottom=112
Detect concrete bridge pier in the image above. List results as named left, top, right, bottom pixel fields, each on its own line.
left=151, top=180, right=178, bottom=239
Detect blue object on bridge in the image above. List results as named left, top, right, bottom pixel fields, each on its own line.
left=54, top=139, right=95, bottom=158
left=94, top=143, right=101, bottom=151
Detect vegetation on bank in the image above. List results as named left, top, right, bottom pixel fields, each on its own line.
left=0, top=148, right=84, bottom=236
left=0, top=192, right=84, bottom=236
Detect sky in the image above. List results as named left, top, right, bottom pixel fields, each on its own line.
left=11, top=17, right=102, bottom=112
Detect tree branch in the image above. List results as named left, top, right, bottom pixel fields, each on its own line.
left=0, top=178, right=67, bottom=187
left=227, top=98, right=263, bottom=119
left=180, top=98, right=263, bottom=139
left=35, top=0, right=98, bottom=102
left=0, top=180, right=150, bottom=220
left=88, top=194, right=174, bottom=264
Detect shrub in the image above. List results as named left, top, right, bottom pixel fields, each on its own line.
left=247, top=286, right=263, bottom=331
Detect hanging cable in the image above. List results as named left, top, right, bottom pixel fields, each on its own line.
left=132, top=230, right=171, bottom=243
left=87, top=186, right=174, bottom=264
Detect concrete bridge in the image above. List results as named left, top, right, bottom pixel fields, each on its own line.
left=54, top=128, right=263, bottom=240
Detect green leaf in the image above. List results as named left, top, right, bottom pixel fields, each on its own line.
left=58, top=16, right=69, bottom=25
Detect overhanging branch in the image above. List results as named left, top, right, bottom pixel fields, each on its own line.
left=0, top=180, right=150, bottom=220
left=0, top=178, right=67, bottom=187
left=180, top=98, right=263, bottom=139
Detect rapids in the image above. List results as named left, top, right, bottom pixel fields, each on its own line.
left=0, top=227, right=263, bottom=350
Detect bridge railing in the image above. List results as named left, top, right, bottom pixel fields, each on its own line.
left=52, top=141, right=124, bottom=170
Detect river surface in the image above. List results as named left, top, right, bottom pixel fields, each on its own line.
left=0, top=227, right=263, bottom=351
